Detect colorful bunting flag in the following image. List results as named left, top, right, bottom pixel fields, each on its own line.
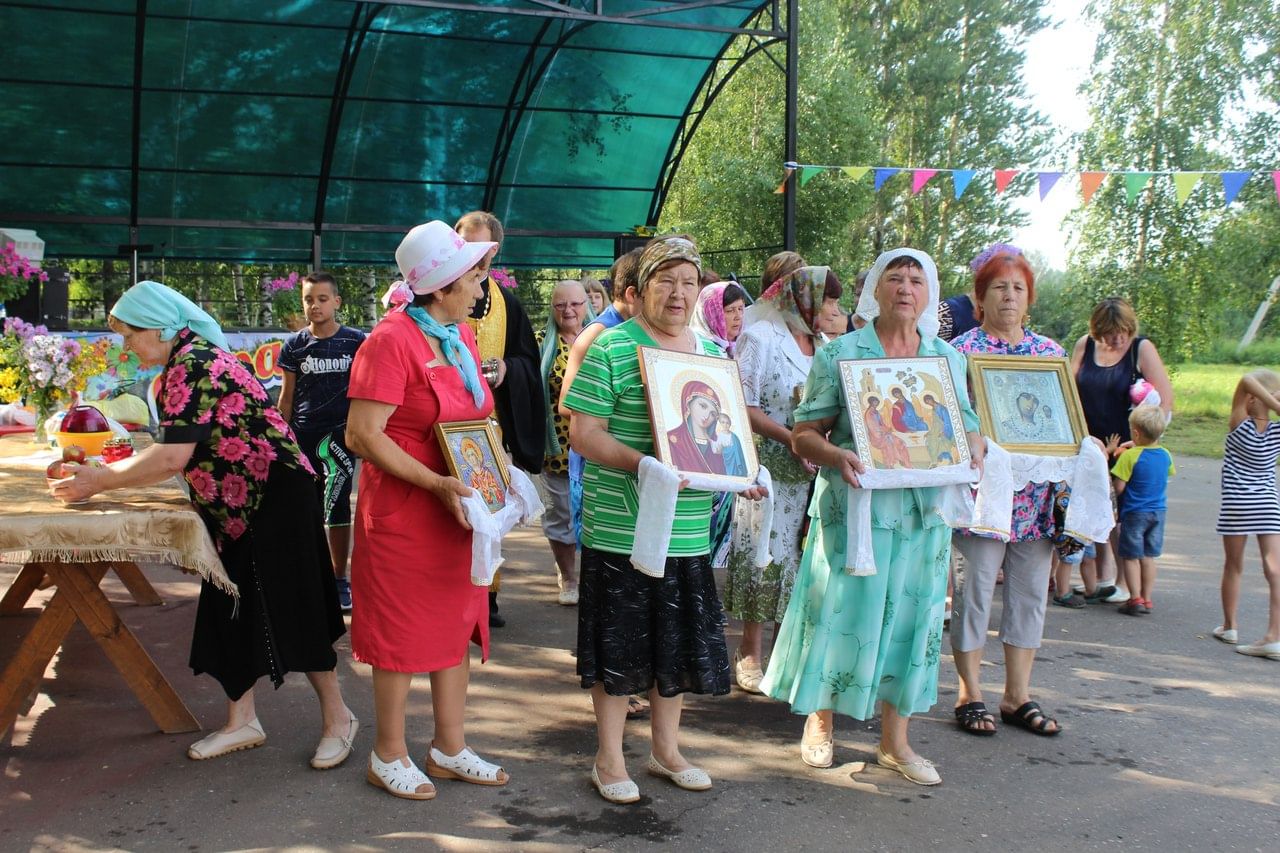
left=1124, top=172, right=1154, bottom=202
left=994, top=170, right=1020, bottom=194
left=1220, top=171, right=1251, bottom=204
left=1172, top=172, right=1204, bottom=205
left=799, top=166, right=823, bottom=187
left=1037, top=171, right=1064, bottom=200
left=873, top=168, right=901, bottom=190
left=773, top=167, right=794, bottom=194
left=1080, top=172, right=1107, bottom=205
left=952, top=169, right=976, bottom=199
left=911, top=169, right=939, bottom=194
left=841, top=166, right=870, bottom=182
left=1274, top=171, right=1280, bottom=204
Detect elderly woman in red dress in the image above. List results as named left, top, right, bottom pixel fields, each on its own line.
left=346, top=221, right=509, bottom=800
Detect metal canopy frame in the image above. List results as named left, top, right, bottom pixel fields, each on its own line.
left=0, top=0, right=797, bottom=266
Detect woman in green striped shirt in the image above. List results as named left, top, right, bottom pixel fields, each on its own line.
left=564, top=235, right=766, bottom=804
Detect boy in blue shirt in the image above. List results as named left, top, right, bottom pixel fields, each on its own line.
left=278, top=272, right=366, bottom=611
left=1110, top=405, right=1175, bottom=616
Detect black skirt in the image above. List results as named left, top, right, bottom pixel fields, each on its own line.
left=577, top=546, right=731, bottom=698
left=190, top=463, right=345, bottom=700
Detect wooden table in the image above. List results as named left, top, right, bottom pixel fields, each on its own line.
left=0, top=435, right=231, bottom=736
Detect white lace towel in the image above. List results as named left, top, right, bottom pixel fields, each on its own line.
left=968, top=437, right=1114, bottom=545
left=844, top=461, right=981, bottom=576
left=464, top=466, right=545, bottom=587
left=631, top=457, right=773, bottom=578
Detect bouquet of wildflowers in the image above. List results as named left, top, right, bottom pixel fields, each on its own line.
left=0, top=317, right=95, bottom=440
left=0, top=245, right=48, bottom=304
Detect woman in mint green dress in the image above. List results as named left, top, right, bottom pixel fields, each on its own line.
left=761, top=248, right=985, bottom=786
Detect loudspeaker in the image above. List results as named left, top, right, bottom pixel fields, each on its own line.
left=40, top=267, right=70, bottom=330
left=4, top=266, right=69, bottom=329
left=613, top=234, right=650, bottom=260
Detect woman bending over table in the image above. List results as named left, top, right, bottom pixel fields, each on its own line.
left=51, top=280, right=357, bottom=769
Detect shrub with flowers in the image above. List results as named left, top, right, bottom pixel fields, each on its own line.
left=0, top=244, right=48, bottom=304
left=491, top=268, right=518, bottom=289
left=263, top=271, right=301, bottom=321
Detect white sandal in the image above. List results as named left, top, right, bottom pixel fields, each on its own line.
left=425, top=744, right=509, bottom=786
left=591, top=765, right=640, bottom=804
left=366, top=751, right=437, bottom=800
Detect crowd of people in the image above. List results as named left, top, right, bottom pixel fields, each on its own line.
left=47, top=212, right=1280, bottom=805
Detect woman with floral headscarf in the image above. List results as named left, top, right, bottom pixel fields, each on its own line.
left=724, top=266, right=842, bottom=694
left=762, top=249, right=985, bottom=785
left=564, top=234, right=767, bottom=804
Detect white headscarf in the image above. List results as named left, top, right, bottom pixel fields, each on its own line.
left=853, top=248, right=941, bottom=341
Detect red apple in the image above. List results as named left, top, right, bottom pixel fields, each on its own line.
left=61, top=405, right=110, bottom=433
left=46, top=460, right=70, bottom=480
left=62, top=444, right=87, bottom=464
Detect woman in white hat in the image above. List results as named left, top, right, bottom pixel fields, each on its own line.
left=345, top=220, right=508, bottom=800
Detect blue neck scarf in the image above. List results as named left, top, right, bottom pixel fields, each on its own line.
left=406, top=305, right=485, bottom=408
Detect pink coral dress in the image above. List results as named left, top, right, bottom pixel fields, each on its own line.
left=348, top=312, right=494, bottom=672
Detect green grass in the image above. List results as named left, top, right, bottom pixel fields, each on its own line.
left=1165, top=364, right=1245, bottom=458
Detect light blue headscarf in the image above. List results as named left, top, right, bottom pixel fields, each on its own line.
left=110, top=280, right=230, bottom=351
left=406, top=305, right=486, bottom=409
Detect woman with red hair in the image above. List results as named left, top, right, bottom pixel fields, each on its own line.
left=948, top=243, right=1067, bottom=738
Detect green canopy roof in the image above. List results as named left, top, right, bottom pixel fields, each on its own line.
left=0, top=0, right=782, bottom=268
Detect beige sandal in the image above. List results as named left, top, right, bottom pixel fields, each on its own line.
left=187, top=718, right=266, bottom=761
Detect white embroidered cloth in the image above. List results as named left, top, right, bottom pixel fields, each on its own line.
left=844, top=462, right=981, bottom=576
left=630, top=457, right=774, bottom=578
left=462, top=466, right=544, bottom=587
left=843, top=438, right=1114, bottom=577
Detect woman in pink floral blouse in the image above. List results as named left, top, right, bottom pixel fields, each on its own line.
left=948, top=246, right=1065, bottom=738
left=51, top=280, right=359, bottom=770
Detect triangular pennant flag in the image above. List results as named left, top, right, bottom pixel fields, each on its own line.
left=773, top=167, right=794, bottom=194
left=910, top=169, right=939, bottom=194
left=1124, top=172, right=1154, bottom=202
left=994, top=169, right=1020, bottom=194
left=1273, top=171, right=1280, bottom=204
left=1172, top=172, right=1203, bottom=205
left=952, top=169, right=976, bottom=199
left=799, top=166, right=823, bottom=187
left=1220, top=171, right=1252, bottom=204
left=873, top=168, right=901, bottom=190
left=841, top=166, right=870, bottom=182
left=1037, top=171, right=1064, bottom=200
left=1080, top=171, right=1107, bottom=205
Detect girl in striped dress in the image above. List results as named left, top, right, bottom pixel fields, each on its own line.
left=1214, top=369, right=1280, bottom=660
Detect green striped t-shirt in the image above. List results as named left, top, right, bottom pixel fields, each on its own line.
left=562, top=319, right=724, bottom=556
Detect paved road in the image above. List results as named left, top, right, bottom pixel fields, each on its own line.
left=2, top=455, right=1278, bottom=851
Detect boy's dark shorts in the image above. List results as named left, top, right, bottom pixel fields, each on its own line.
left=294, top=426, right=355, bottom=527
left=1117, top=510, right=1165, bottom=559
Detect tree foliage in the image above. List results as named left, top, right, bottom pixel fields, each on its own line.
left=660, top=0, right=1051, bottom=297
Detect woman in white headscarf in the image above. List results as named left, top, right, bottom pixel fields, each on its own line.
left=761, top=249, right=985, bottom=786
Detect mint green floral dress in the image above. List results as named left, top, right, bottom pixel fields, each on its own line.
left=761, top=323, right=980, bottom=719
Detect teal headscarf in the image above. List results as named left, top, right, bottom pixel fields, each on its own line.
left=110, top=280, right=230, bottom=351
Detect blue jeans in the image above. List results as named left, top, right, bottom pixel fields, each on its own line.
left=1117, top=511, right=1165, bottom=559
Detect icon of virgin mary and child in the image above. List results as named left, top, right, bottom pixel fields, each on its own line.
left=664, top=380, right=748, bottom=477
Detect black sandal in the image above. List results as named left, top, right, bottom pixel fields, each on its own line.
left=1000, top=701, right=1061, bottom=736
left=954, top=701, right=997, bottom=735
